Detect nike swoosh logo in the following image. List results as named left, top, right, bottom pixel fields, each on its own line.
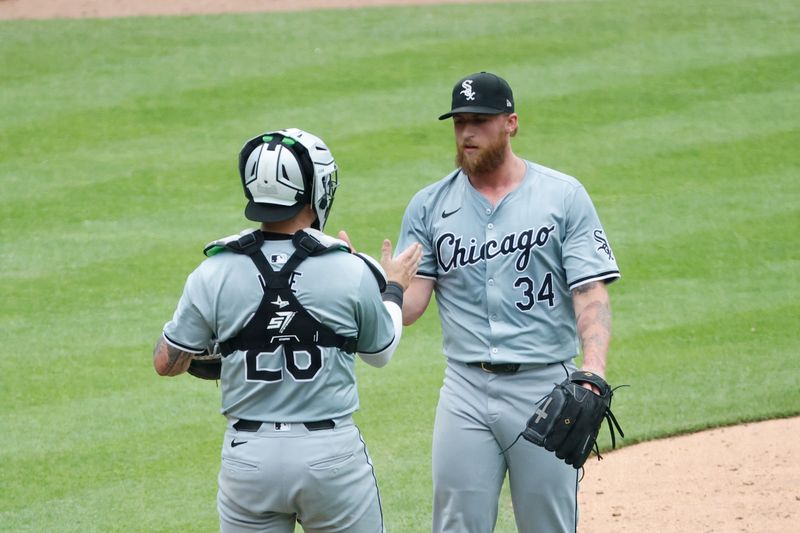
left=231, top=439, right=248, bottom=448
left=441, top=207, right=461, bottom=218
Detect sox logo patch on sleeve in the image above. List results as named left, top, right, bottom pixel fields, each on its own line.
left=593, top=229, right=614, bottom=261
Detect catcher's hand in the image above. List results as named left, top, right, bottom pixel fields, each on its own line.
left=521, top=371, right=624, bottom=469
left=186, top=346, right=221, bottom=380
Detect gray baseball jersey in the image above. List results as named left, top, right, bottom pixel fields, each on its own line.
left=162, top=232, right=394, bottom=422
left=397, top=160, right=620, bottom=364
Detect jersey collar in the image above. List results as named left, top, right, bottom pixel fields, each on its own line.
left=261, top=231, right=294, bottom=241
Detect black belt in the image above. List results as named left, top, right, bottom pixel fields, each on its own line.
left=467, top=362, right=521, bottom=374
left=233, top=419, right=335, bottom=432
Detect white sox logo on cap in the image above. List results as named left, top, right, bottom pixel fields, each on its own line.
left=460, top=80, right=476, bottom=101
left=439, top=71, right=515, bottom=120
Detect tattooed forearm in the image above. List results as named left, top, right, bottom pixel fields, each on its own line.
left=577, top=300, right=612, bottom=332
left=577, top=300, right=611, bottom=350
left=153, top=336, right=193, bottom=376
left=572, top=282, right=612, bottom=376
left=164, top=345, right=190, bottom=373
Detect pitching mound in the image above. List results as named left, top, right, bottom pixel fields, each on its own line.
left=579, top=417, right=800, bottom=532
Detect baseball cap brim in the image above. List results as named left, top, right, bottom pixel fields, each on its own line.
left=438, top=106, right=508, bottom=120
left=244, top=199, right=305, bottom=223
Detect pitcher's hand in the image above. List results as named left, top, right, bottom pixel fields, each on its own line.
left=381, top=240, right=422, bottom=290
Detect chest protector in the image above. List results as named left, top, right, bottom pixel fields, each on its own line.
left=215, top=230, right=358, bottom=358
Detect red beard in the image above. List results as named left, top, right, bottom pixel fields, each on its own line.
left=456, top=132, right=508, bottom=176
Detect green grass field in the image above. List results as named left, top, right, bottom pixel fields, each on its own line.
left=2, top=0, right=798, bottom=531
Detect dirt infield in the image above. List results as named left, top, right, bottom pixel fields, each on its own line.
left=0, top=0, right=527, bottom=20
left=579, top=417, right=800, bottom=533
left=4, top=1, right=798, bottom=531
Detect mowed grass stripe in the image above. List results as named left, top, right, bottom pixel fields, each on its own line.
left=2, top=457, right=218, bottom=533
left=1, top=4, right=587, bottom=128
left=2, top=389, right=221, bottom=512
left=524, top=52, right=800, bottom=133
left=612, top=304, right=800, bottom=438
left=5, top=0, right=795, bottom=163
left=528, top=85, right=799, bottom=178
left=596, top=130, right=798, bottom=236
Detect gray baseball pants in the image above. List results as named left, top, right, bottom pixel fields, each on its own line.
left=218, top=415, right=385, bottom=533
left=432, top=360, right=580, bottom=533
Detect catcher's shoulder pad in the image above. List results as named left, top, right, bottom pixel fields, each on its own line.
left=293, top=229, right=386, bottom=291
left=203, top=229, right=263, bottom=257
left=355, top=252, right=387, bottom=292
left=294, top=228, right=350, bottom=256
left=569, top=371, right=611, bottom=396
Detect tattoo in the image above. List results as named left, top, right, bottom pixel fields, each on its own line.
left=166, top=345, right=189, bottom=372
left=572, top=283, right=613, bottom=374
left=588, top=300, right=612, bottom=331
left=154, top=337, right=192, bottom=376
left=576, top=301, right=612, bottom=340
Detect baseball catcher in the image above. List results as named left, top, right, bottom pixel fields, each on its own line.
left=154, top=127, right=423, bottom=532
left=518, top=370, right=625, bottom=469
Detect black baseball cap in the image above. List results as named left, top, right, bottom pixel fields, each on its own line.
left=438, top=71, right=515, bottom=120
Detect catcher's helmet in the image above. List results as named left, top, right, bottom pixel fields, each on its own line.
left=239, top=128, right=338, bottom=230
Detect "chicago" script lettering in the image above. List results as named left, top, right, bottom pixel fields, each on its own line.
left=435, top=225, right=556, bottom=273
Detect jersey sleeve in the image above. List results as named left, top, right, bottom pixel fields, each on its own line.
left=162, top=267, right=215, bottom=353
left=397, top=190, right=437, bottom=279
left=353, top=264, right=396, bottom=354
left=562, top=185, right=621, bottom=289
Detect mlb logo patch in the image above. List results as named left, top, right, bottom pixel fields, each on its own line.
left=270, top=253, right=289, bottom=265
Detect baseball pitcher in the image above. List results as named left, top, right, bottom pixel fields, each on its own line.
left=397, top=72, right=621, bottom=532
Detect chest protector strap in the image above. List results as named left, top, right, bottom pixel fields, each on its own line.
left=217, top=230, right=357, bottom=356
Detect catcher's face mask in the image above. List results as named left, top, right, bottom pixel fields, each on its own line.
left=239, top=128, right=338, bottom=230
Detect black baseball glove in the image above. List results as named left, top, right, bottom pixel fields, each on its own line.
left=186, top=346, right=221, bottom=380
left=520, top=371, right=624, bottom=469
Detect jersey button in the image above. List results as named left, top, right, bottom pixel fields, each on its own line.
left=487, top=223, right=494, bottom=230
left=485, top=208, right=491, bottom=215
left=488, top=279, right=494, bottom=286
left=490, top=314, right=498, bottom=321
left=491, top=348, right=498, bottom=354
